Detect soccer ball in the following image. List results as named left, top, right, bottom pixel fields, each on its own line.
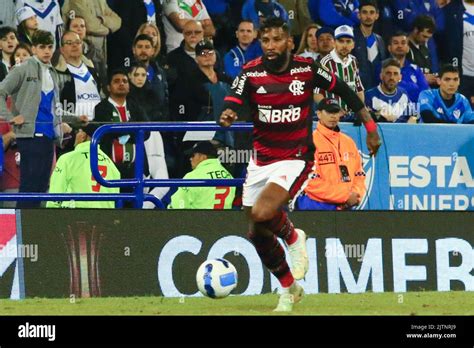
left=196, top=258, right=238, bottom=299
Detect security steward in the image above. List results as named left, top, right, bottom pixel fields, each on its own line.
left=47, top=124, right=121, bottom=208
left=168, top=141, right=235, bottom=209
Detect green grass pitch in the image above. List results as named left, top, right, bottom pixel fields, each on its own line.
left=0, top=291, right=472, bottom=315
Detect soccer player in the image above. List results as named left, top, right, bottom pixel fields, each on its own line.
left=365, top=58, right=417, bottom=123
left=47, top=124, right=121, bottom=209
left=418, top=64, right=474, bottom=124
left=219, top=18, right=380, bottom=312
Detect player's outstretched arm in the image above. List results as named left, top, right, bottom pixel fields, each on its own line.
left=312, top=61, right=381, bottom=155
left=331, top=78, right=381, bottom=156
left=219, top=108, right=238, bottom=127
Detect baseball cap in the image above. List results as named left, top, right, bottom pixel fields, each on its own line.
left=334, top=25, right=354, bottom=40
left=195, top=40, right=215, bottom=56
left=80, top=123, right=97, bottom=138
left=316, top=26, right=334, bottom=39
left=16, top=6, right=36, bottom=25
left=318, top=98, right=343, bottom=113
left=185, top=141, right=218, bottom=157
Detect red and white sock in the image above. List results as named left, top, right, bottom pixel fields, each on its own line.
left=265, top=210, right=298, bottom=245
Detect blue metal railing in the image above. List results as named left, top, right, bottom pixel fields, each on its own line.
left=90, top=122, right=252, bottom=208
left=0, top=122, right=252, bottom=209
left=0, top=193, right=164, bottom=208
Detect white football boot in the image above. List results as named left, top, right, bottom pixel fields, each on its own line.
left=286, top=228, right=309, bottom=280
left=273, top=282, right=304, bottom=312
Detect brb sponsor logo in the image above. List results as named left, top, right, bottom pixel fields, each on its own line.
left=157, top=235, right=474, bottom=296
left=258, top=105, right=301, bottom=123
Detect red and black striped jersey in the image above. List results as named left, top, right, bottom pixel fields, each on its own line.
left=223, top=55, right=338, bottom=166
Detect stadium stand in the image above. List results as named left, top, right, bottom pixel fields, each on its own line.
left=0, top=0, right=471, bottom=209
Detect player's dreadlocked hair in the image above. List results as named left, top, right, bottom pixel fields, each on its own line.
left=259, top=17, right=290, bottom=35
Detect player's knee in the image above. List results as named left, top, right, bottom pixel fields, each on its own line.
left=250, top=205, right=275, bottom=223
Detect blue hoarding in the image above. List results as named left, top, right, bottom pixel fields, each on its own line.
left=339, top=123, right=474, bottom=210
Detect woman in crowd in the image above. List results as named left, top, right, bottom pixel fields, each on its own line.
left=136, top=22, right=162, bottom=59
left=296, top=23, right=320, bottom=60
left=128, top=63, right=164, bottom=121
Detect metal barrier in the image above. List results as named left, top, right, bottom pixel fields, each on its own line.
left=90, top=122, right=252, bottom=208
left=0, top=193, right=164, bottom=208
left=0, top=122, right=252, bottom=208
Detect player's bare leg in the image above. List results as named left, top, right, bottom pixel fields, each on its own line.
left=245, top=183, right=308, bottom=311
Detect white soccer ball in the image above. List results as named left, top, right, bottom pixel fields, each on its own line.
left=196, top=258, right=238, bottom=299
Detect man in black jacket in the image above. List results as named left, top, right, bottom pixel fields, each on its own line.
left=94, top=70, right=149, bottom=181
left=167, top=20, right=224, bottom=93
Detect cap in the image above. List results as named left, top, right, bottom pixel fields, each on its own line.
left=318, top=98, right=343, bottom=113
left=80, top=123, right=97, bottom=138
left=185, top=141, right=218, bottom=157
left=334, top=25, right=354, bottom=40
left=195, top=39, right=215, bottom=56
left=16, top=6, right=36, bottom=25
left=316, top=26, right=334, bottom=39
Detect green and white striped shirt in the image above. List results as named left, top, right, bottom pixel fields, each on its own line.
left=315, top=49, right=364, bottom=112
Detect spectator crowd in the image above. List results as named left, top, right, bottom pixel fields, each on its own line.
left=0, top=0, right=473, bottom=209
